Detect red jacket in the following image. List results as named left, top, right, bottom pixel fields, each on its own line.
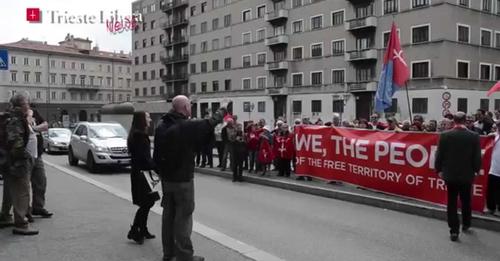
left=258, top=135, right=274, bottom=164
left=274, top=133, right=295, bottom=160
left=246, top=131, right=260, bottom=151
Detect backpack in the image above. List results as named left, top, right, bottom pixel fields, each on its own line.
left=0, top=112, right=11, bottom=174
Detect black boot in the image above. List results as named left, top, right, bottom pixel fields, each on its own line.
left=142, top=227, right=156, bottom=239
left=127, top=225, right=144, bottom=244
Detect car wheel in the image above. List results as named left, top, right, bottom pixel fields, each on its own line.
left=68, top=147, right=78, bottom=166
left=87, top=151, right=99, bottom=173
left=47, top=145, right=52, bottom=154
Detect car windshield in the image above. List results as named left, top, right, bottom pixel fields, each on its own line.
left=49, top=129, right=71, bottom=138
left=89, top=124, right=127, bottom=139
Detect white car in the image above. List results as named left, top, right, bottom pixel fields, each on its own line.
left=43, top=128, right=71, bottom=153
left=68, top=122, right=130, bottom=173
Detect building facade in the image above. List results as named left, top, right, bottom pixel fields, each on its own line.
left=183, top=0, right=500, bottom=124
left=0, top=35, right=132, bottom=126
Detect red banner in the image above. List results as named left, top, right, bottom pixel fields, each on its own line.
left=294, top=126, right=494, bottom=212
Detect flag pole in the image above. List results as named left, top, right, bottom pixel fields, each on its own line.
left=405, top=82, right=412, bottom=123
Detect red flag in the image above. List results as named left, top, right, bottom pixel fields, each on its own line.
left=487, top=81, right=500, bottom=97
left=384, top=23, right=409, bottom=86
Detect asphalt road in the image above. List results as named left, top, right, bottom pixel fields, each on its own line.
left=44, top=153, right=500, bottom=261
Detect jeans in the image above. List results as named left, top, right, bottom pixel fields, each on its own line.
left=221, top=143, right=233, bottom=170
left=162, top=181, right=195, bottom=261
left=31, top=157, right=47, bottom=211
left=446, top=181, right=472, bottom=234
left=7, top=157, right=35, bottom=227
left=248, top=150, right=257, bottom=171
left=215, top=141, right=224, bottom=167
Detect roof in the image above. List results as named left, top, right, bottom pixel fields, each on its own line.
left=0, top=39, right=131, bottom=63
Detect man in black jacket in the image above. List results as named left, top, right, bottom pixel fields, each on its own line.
left=154, top=95, right=228, bottom=261
left=435, top=111, right=482, bottom=242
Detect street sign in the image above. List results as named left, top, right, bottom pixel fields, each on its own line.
left=0, top=50, right=8, bottom=70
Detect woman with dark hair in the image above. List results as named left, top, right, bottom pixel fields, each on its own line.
left=127, top=111, right=157, bottom=244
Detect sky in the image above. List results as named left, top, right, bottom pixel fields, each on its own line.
left=0, top=0, right=135, bottom=53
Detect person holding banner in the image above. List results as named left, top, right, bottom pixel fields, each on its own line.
left=435, top=112, right=482, bottom=242
left=274, top=124, right=294, bottom=177
left=487, top=121, right=500, bottom=215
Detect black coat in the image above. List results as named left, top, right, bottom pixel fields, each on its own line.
left=435, top=128, right=482, bottom=184
left=153, top=110, right=224, bottom=183
left=128, top=131, right=155, bottom=206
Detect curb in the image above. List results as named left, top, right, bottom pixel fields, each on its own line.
left=195, top=167, right=500, bottom=233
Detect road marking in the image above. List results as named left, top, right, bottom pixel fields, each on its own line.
left=44, top=160, right=284, bottom=261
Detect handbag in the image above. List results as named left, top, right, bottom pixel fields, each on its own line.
left=142, top=170, right=161, bottom=202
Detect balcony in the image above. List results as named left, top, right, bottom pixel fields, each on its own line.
left=265, top=61, right=289, bottom=71
left=266, top=86, right=288, bottom=96
left=345, top=16, right=377, bottom=31
left=345, top=49, right=378, bottom=62
left=163, top=36, right=188, bottom=47
left=265, top=35, right=289, bottom=46
left=161, top=18, right=188, bottom=29
left=160, top=54, right=189, bottom=64
left=66, top=84, right=100, bottom=91
left=162, top=73, right=188, bottom=82
left=346, top=0, right=374, bottom=4
left=347, top=81, right=377, bottom=92
left=161, top=0, right=189, bottom=13
left=265, top=9, right=289, bottom=23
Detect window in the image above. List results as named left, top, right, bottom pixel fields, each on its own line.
left=481, top=29, right=492, bottom=47
left=495, top=99, right=500, bottom=110
left=151, top=36, right=155, bottom=46
left=243, top=78, right=251, bottom=89
left=143, top=71, right=147, bottom=80
left=71, top=75, right=76, bottom=84
left=331, top=40, right=345, bottom=55
left=213, top=81, right=219, bottom=91
left=384, top=0, right=398, bottom=14
left=212, top=60, right=219, bottom=71
left=35, top=72, right=41, bottom=83
left=480, top=99, right=490, bottom=111
left=412, top=0, right=429, bottom=8
left=480, top=63, right=491, bottom=80
left=225, top=79, right=231, bottom=90
left=412, top=61, right=430, bottom=78
left=61, top=61, right=65, bottom=69
left=151, top=20, right=156, bottom=30
left=257, top=29, right=266, bottom=41
left=457, top=98, right=468, bottom=113
left=331, top=10, right=344, bottom=26
left=457, top=60, right=469, bottom=78
left=292, top=0, right=303, bottom=8
left=190, top=25, right=196, bottom=35
left=62, top=92, right=67, bottom=100
left=332, top=70, right=345, bottom=83
left=482, top=0, right=492, bottom=11
left=457, top=24, right=470, bottom=43
left=190, top=44, right=196, bottom=54
left=412, top=25, right=430, bottom=43
left=257, top=53, right=266, bottom=65
left=212, top=18, right=219, bottom=30
left=292, top=101, right=302, bottom=115
left=61, top=74, right=66, bottom=84
left=292, top=20, right=303, bottom=33
left=151, top=70, right=156, bottom=80
left=257, top=77, right=266, bottom=89
left=212, top=39, right=220, bottom=50
left=242, top=9, right=251, bottom=22
left=24, top=58, right=29, bottom=66
left=311, top=71, right=323, bottom=85
left=127, top=79, right=131, bottom=88
left=135, top=88, right=140, bottom=96
left=160, top=86, right=165, bottom=95
left=496, top=32, right=500, bottom=48
left=151, top=87, right=156, bottom=96
left=201, top=62, right=207, bottom=73
left=36, top=91, right=41, bottom=99
left=150, top=4, right=156, bottom=12
left=243, top=102, right=251, bottom=112
left=385, top=99, right=398, bottom=113
left=151, top=53, right=156, bottom=63
left=311, top=15, right=323, bottom=30
left=258, top=101, right=265, bottom=112
left=50, top=73, right=56, bottom=84
left=242, top=55, right=251, bottom=68
left=71, top=62, right=76, bottom=69
left=293, top=47, right=303, bottom=60
left=10, top=56, right=16, bottom=65
left=201, top=22, right=207, bottom=33
left=189, top=83, right=196, bottom=94
left=191, top=6, right=196, bottom=16
left=495, top=65, right=500, bottom=81
left=311, top=100, right=322, bottom=113
left=257, top=5, right=266, bottom=18
left=10, top=71, right=17, bottom=82
left=332, top=100, right=344, bottom=113
left=201, top=2, right=207, bottom=13
left=412, top=98, right=428, bottom=114
left=224, top=36, right=232, bottom=47
left=224, top=14, right=231, bottom=27
left=201, top=41, right=208, bottom=52
left=50, top=60, right=56, bottom=68
left=311, top=43, right=323, bottom=57
left=242, top=32, right=251, bottom=44
left=80, top=75, right=86, bottom=86
left=143, top=55, right=147, bottom=64
left=292, top=73, right=303, bottom=86
left=23, top=72, right=29, bottom=82
left=143, top=39, right=147, bottom=48
left=458, top=0, right=469, bottom=7
left=143, top=88, right=148, bottom=96
left=224, top=58, right=231, bottom=69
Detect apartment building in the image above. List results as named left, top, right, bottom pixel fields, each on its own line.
left=0, top=34, right=132, bottom=125
left=184, top=0, right=500, bottom=123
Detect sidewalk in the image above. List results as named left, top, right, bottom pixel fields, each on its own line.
left=197, top=157, right=500, bottom=233
left=0, top=164, right=252, bottom=261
